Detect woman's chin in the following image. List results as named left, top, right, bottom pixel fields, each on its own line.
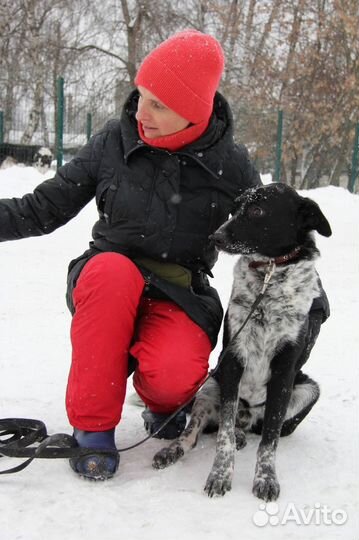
left=143, top=129, right=159, bottom=138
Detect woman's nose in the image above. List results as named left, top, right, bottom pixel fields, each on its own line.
left=136, top=100, right=150, bottom=122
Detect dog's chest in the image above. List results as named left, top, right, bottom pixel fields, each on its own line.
left=227, top=258, right=319, bottom=403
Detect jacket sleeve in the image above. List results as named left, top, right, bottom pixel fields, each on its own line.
left=0, top=132, right=106, bottom=242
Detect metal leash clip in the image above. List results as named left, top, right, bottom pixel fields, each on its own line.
left=261, top=259, right=276, bottom=294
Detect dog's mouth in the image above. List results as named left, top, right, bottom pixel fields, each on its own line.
left=209, top=233, right=256, bottom=255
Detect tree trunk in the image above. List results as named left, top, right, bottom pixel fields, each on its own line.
left=41, top=100, right=50, bottom=147
left=329, top=127, right=351, bottom=187
left=278, top=0, right=305, bottom=104
left=121, top=0, right=145, bottom=85
left=249, top=0, right=281, bottom=79
left=21, top=81, right=44, bottom=144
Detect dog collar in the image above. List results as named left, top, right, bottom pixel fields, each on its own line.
left=249, top=246, right=302, bottom=269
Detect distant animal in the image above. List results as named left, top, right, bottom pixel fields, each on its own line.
left=33, top=146, right=53, bottom=168
left=152, top=182, right=332, bottom=501
left=0, top=143, right=53, bottom=168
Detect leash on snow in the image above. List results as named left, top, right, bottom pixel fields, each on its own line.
left=0, top=261, right=276, bottom=476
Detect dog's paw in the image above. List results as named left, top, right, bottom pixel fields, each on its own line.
left=152, top=445, right=184, bottom=469
left=204, top=470, right=232, bottom=497
left=235, top=427, right=247, bottom=450
left=252, top=474, right=280, bottom=501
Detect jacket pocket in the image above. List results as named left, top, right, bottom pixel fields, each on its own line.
left=96, top=181, right=117, bottom=224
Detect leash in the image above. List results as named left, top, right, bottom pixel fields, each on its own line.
left=0, top=261, right=276, bottom=476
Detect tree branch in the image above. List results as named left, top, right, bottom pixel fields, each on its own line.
left=62, top=44, right=128, bottom=66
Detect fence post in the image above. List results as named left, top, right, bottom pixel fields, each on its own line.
left=56, top=77, right=64, bottom=169
left=86, top=113, right=92, bottom=141
left=0, top=111, right=4, bottom=144
left=349, top=122, right=359, bottom=193
left=274, top=109, right=283, bottom=182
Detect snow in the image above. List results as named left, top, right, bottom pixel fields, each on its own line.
left=0, top=165, right=358, bottom=540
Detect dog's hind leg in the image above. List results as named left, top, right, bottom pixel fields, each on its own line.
left=152, top=377, right=220, bottom=469
left=250, top=373, right=320, bottom=437
left=295, top=311, right=323, bottom=372
left=280, top=310, right=322, bottom=436
left=280, top=372, right=320, bottom=436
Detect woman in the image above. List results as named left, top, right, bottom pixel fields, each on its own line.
left=0, top=31, right=324, bottom=481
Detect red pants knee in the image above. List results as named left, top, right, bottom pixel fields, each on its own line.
left=131, top=299, right=211, bottom=414
left=66, top=252, right=212, bottom=431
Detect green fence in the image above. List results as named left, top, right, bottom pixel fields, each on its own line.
left=0, top=78, right=358, bottom=193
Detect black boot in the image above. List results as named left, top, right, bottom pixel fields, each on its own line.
left=142, top=408, right=186, bottom=439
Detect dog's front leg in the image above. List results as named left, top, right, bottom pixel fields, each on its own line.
left=204, top=352, right=244, bottom=497
left=152, top=377, right=220, bottom=469
left=253, top=348, right=297, bottom=502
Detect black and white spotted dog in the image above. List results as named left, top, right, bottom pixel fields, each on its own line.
left=152, top=183, right=332, bottom=501
left=0, top=143, right=53, bottom=168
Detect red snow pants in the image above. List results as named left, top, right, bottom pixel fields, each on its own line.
left=66, top=252, right=212, bottom=431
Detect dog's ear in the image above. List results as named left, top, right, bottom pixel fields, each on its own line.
left=298, top=197, right=332, bottom=237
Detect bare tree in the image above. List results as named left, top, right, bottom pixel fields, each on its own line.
left=1, top=0, right=357, bottom=190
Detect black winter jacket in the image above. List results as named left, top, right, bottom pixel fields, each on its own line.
left=0, top=91, right=328, bottom=346
left=0, top=91, right=261, bottom=346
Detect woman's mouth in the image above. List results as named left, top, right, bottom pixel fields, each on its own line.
left=141, top=124, right=159, bottom=138
left=142, top=124, right=158, bottom=132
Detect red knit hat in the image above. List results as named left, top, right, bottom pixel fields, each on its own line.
left=135, top=30, right=225, bottom=125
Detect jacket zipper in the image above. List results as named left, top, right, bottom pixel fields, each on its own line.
left=144, top=169, right=159, bottom=226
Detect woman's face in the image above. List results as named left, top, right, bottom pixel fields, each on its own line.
left=136, top=86, right=190, bottom=138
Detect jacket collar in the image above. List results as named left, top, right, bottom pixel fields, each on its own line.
left=120, top=90, right=234, bottom=179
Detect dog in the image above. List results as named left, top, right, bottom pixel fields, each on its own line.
left=33, top=146, right=53, bottom=168
left=0, top=143, right=53, bottom=168
left=152, top=182, right=332, bottom=500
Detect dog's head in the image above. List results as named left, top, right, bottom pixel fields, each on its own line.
left=210, top=183, right=332, bottom=258
left=33, top=147, right=53, bottom=168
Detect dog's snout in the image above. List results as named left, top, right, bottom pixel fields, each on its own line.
left=209, top=232, right=226, bottom=247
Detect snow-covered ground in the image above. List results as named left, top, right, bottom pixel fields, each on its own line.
left=0, top=165, right=358, bottom=540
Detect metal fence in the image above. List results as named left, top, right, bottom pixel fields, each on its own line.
left=0, top=78, right=358, bottom=193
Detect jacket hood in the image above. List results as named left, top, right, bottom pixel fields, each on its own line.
left=120, top=89, right=235, bottom=179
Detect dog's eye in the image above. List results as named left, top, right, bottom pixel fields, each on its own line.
left=247, top=205, right=265, bottom=218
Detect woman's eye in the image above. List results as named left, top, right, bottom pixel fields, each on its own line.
left=247, top=205, right=265, bottom=218
left=152, top=101, right=165, bottom=110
